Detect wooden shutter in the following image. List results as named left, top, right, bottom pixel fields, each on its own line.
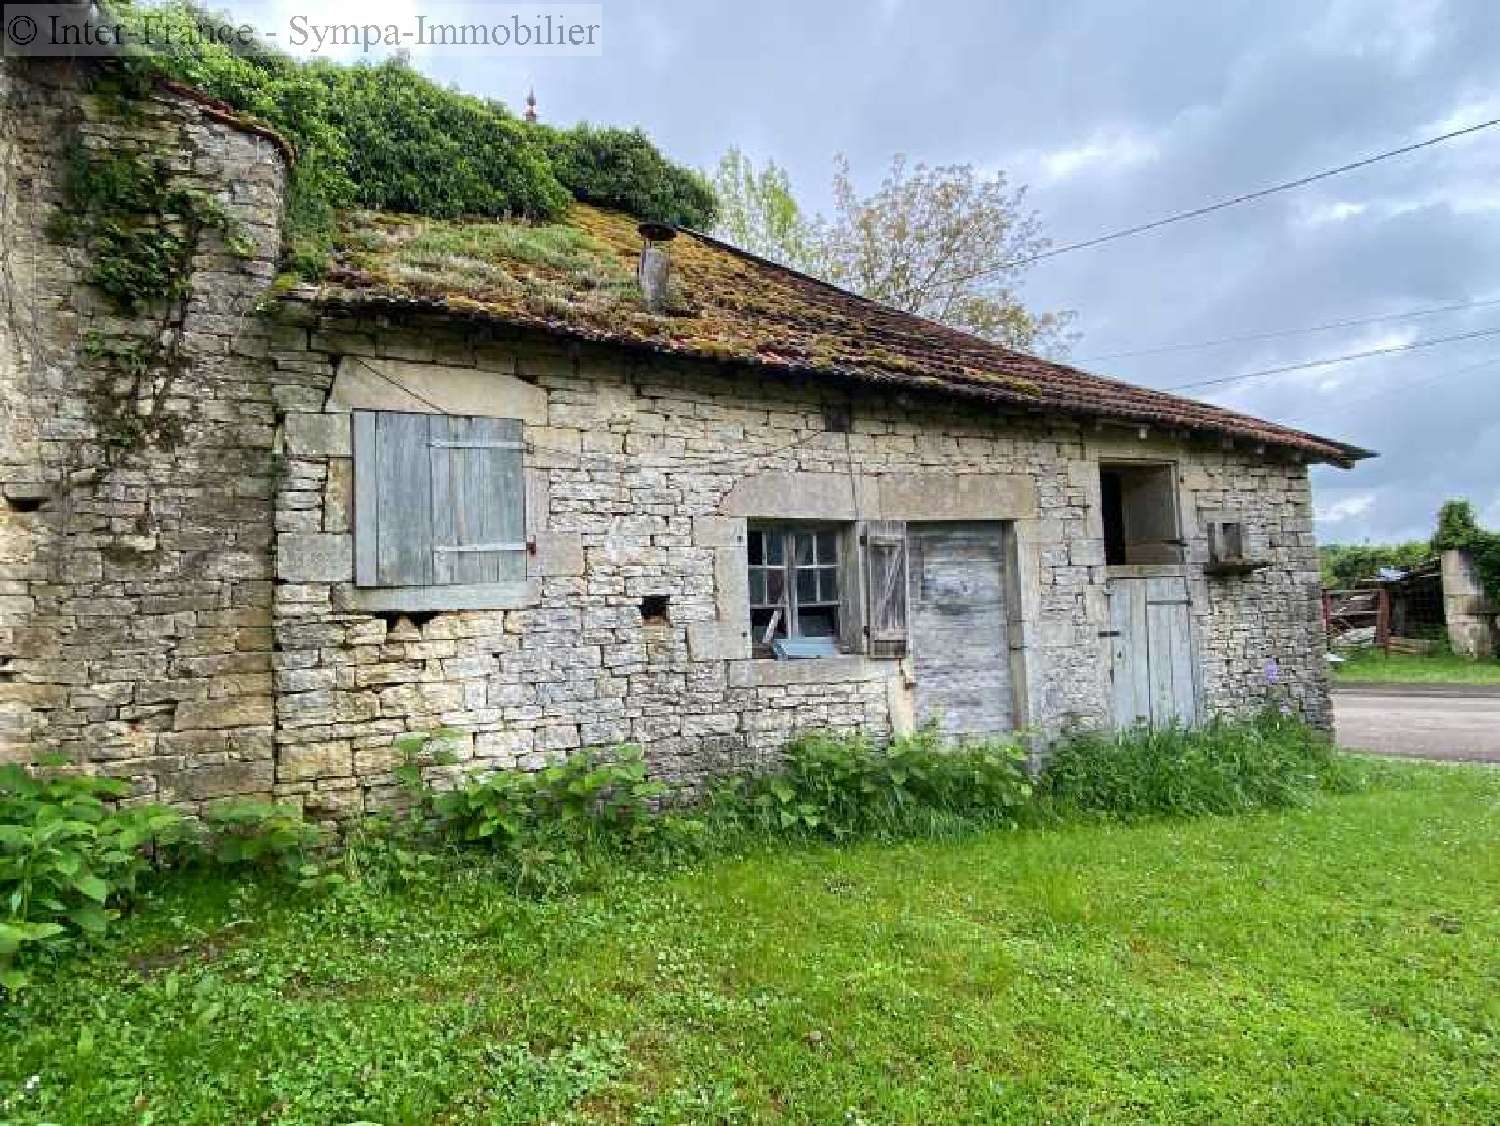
left=353, top=410, right=525, bottom=588
left=429, top=415, right=526, bottom=584
left=863, top=520, right=908, bottom=656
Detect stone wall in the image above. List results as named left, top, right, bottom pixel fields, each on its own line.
left=0, top=59, right=288, bottom=805
left=0, top=60, right=1332, bottom=813
left=261, top=308, right=1331, bottom=815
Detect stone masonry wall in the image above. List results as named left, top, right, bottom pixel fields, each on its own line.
left=263, top=308, right=1331, bottom=816
left=0, top=60, right=288, bottom=805
left=0, top=60, right=1331, bottom=812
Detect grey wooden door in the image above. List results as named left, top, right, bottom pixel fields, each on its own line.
left=1108, top=575, right=1199, bottom=728
left=908, top=523, right=1013, bottom=739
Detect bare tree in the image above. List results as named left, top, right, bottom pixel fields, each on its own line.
left=713, top=151, right=1076, bottom=357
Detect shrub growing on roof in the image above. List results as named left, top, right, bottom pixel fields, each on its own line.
left=539, top=123, right=719, bottom=229
left=104, top=2, right=711, bottom=272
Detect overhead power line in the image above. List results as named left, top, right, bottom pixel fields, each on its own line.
left=1165, top=325, right=1500, bottom=392
left=940, top=115, right=1500, bottom=286
left=1085, top=296, right=1500, bottom=361
left=1276, top=353, right=1500, bottom=425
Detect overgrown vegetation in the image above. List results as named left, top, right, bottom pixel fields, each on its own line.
left=3, top=761, right=1494, bottom=1122
left=1319, top=540, right=1432, bottom=589
left=49, top=144, right=251, bottom=453
left=4, top=717, right=1353, bottom=994
left=714, top=728, right=1033, bottom=839
left=1039, top=713, right=1354, bottom=820
left=0, top=765, right=328, bottom=992
left=100, top=2, right=715, bottom=276
left=1433, top=498, right=1500, bottom=604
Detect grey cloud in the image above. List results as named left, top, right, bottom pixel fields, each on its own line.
left=420, top=0, right=1499, bottom=542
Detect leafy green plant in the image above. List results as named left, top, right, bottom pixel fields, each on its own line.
left=720, top=727, right=1033, bottom=841
left=427, top=745, right=667, bottom=853
left=195, top=800, right=328, bottom=880
left=1038, top=711, right=1354, bottom=820
left=0, top=764, right=188, bottom=992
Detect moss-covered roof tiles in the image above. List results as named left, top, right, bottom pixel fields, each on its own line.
left=301, top=203, right=1373, bottom=465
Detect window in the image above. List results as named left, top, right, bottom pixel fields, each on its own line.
left=748, top=525, right=841, bottom=649
left=353, top=410, right=526, bottom=587
left=1099, top=462, right=1181, bottom=566
left=745, top=521, right=909, bottom=659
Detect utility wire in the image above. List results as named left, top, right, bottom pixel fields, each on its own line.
left=938, top=115, right=1500, bottom=286
left=1085, top=296, right=1500, bottom=361
left=1164, top=325, right=1500, bottom=392
left=1272, top=354, right=1500, bottom=423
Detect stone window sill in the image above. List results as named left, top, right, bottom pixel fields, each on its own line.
left=345, top=580, right=540, bottom=612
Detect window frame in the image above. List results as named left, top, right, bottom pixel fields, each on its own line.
left=747, top=523, right=845, bottom=653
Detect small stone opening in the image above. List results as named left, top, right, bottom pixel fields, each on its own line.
left=3, top=495, right=47, bottom=513
left=373, top=610, right=440, bottom=635
left=640, top=595, right=671, bottom=625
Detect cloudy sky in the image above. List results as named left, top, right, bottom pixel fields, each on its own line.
left=250, top=0, right=1500, bottom=544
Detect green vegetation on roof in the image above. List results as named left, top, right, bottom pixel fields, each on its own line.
left=103, top=2, right=716, bottom=275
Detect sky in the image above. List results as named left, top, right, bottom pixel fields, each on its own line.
left=242, top=0, right=1500, bottom=544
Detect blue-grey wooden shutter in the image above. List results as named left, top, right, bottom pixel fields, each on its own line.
left=353, top=410, right=525, bottom=587
left=429, top=415, right=526, bottom=583
left=864, top=520, right=908, bottom=656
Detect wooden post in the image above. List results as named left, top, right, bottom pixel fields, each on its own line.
left=1376, top=588, right=1392, bottom=653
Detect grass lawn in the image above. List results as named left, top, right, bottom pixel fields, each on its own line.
left=3, top=763, right=1496, bottom=1124
left=1333, top=649, right=1500, bottom=685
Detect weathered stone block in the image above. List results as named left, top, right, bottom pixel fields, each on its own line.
left=174, top=696, right=274, bottom=731
left=277, top=534, right=353, bottom=582
left=284, top=412, right=352, bottom=457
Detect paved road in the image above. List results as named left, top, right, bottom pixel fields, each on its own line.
left=1334, top=684, right=1500, bottom=763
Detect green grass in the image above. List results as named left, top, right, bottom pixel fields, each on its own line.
left=1333, top=649, right=1500, bottom=684
left=3, top=762, right=1496, bottom=1124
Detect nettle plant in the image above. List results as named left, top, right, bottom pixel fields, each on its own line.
left=0, top=764, right=187, bottom=992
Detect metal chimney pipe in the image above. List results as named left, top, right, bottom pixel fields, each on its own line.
left=637, top=221, right=677, bottom=313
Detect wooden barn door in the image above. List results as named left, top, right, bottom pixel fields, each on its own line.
left=908, top=523, right=1014, bottom=739
left=1107, top=575, right=1199, bottom=728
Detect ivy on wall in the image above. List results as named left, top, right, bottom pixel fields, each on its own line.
left=49, top=132, right=248, bottom=455
left=1433, top=500, right=1500, bottom=605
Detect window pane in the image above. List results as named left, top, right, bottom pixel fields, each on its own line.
left=797, top=568, right=818, bottom=603
left=766, top=569, right=785, bottom=603
left=799, top=607, right=837, bottom=638
left=816, top=531, right=837, bottom=562
left=819, top=567, right=839, bottom=602
left=766, top=532, right=784, bottom=565
left=748, top=569, right=766, bottom=606
left=794, top=532, right=815, bottom=566
left=747, top=530, right=764, bottom=566
left=751, top=607, right=787, bottom=642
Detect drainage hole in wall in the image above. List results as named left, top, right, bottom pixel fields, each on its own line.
left=373, top=610, right=440, bottom=630
left=640, top=595, right=671, bottom=625
left=3, top=496, right=47, bottom=513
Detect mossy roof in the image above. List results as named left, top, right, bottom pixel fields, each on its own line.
left=300, top=203, right=1373, bottom=465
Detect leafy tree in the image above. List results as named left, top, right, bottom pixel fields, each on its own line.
left=712, top=151, right=1076, bottom=356
left=710, top=148, right=823, bottom=272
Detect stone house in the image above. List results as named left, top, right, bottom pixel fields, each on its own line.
left=0, top=61, right=1372, bottom=815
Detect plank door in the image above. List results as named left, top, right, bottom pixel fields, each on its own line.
left=908, top=523, right=1014, bottom=739
left=1108, top=575, right=1199, bottom=728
